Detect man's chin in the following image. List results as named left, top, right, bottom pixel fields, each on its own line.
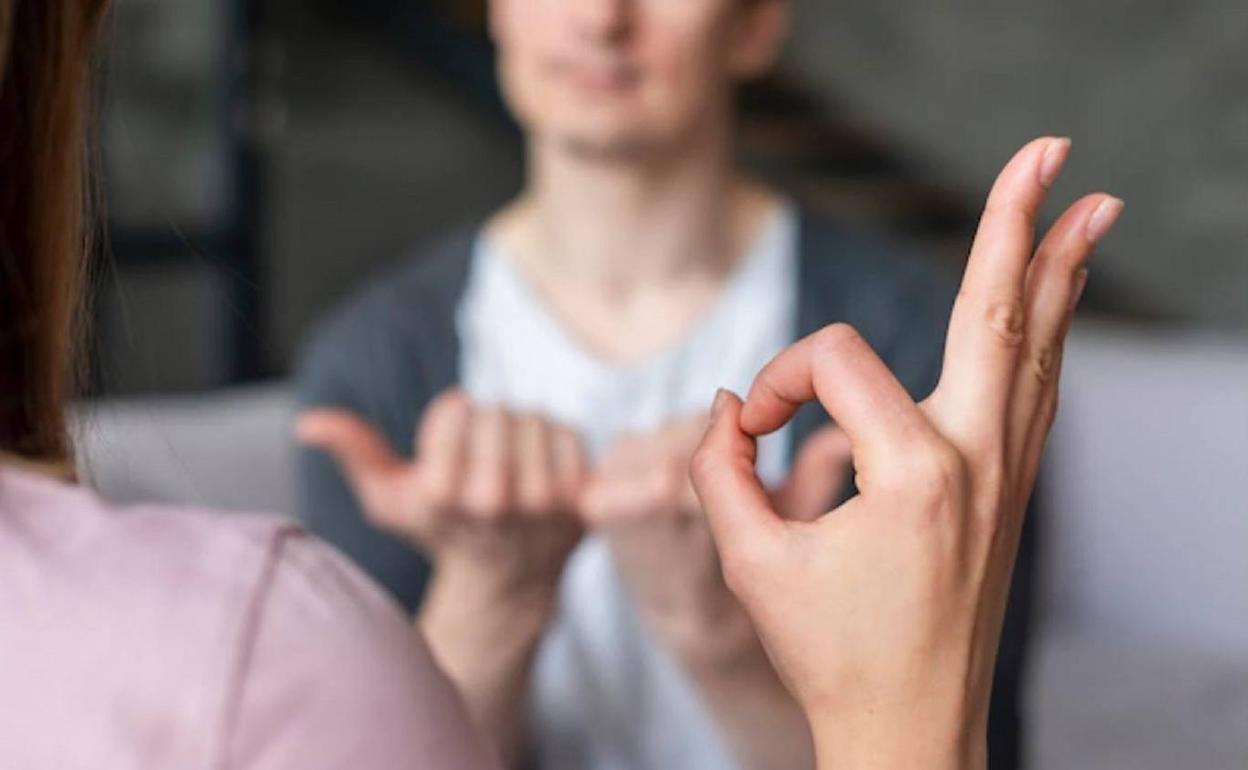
left=555, top=129, right=665, bottom=164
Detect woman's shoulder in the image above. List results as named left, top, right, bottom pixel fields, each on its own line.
left=0, top=461, right=422, bottom=667
left=0, top=463, right=294, bottom=596
left=0, top=465, right=490, bottom=769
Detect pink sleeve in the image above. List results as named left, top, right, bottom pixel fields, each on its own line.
left=225, top=530, right=496, bottom=770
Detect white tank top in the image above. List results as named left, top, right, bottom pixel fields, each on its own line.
left=456, top=204, right=799, bottom=770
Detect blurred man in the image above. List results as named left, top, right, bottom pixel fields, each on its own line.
left=295, top=1, right=1032, bottom=768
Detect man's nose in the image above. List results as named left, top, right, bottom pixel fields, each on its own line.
left=570, top=0, right=632, bottom=44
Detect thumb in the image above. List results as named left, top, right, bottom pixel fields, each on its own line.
left=774, top=424, right=852, bottom=522
left=295, top=408, right=408, bottom=526
left=690, top=389, right=784, bottom=558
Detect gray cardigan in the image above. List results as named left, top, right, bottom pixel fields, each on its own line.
left=295, top=211, right=1030, bottom=768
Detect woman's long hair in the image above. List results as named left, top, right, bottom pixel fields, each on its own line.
left=0, top=0, right=109, bottom=463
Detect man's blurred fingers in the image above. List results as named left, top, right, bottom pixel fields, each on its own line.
left=514, top=414, right=557, bottom=516
left=413, top=389, right=471, bottom=506
left=551, top=426, right=586, bottom=505
left=462, top=406, right=512, bottom=519
left=295, top=409, right=407, bottom=527
left=775, top=424, right=852, bottom=522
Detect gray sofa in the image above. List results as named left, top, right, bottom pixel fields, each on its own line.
left=75, top=322, right=1248, bottom=769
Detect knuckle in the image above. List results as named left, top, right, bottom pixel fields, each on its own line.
left=984, top=198, right=1036, bottom=230
left=910, top=443, right=967, bottom=506
left=517, top=412, right=543, bottom=435
left=1025, top=343, right=1059, bottom=386
left=688, top=444, right=719, bottom=489
left=422, top=472, right=458, bottom=509
left=719, top=545, right=766, bottom=599
left=432, top=388, right=469, bottom=413
left=519, top=482, right=556, bottom=516
left=478, top=404, right=506, bottom=426
left=984, top=299, right=1026, bottom=347
left=812, top=322, right=863, bottom=355
left=465, top=480, right=508, bottom=519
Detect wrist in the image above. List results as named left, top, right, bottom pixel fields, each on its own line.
left=809, top=704, right=986, bottom=770
left=682, top=628, right=817, bottom=770
left=443, top=544, right=564, bottom=604
left=662, top=597, right=762, bottom=675
left=418, top=561, right=555, bottom=768
left=421, top=558, right=558, bottom=646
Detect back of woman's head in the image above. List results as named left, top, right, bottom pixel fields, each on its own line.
left=0, top=0, right=109, bottom=464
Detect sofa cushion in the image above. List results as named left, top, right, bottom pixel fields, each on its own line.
left=74, top=383, right=296, bottom=516
left=1028, top=322, right=1248, bottom=768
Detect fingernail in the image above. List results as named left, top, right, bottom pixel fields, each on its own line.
left=1038, top=137, right=1072, bottom=189
left=711, top=388, right=729, bottom=418
left=1085, top=197, right=1125, bottom=243
left=1068, top=268, right=1089, bottom=314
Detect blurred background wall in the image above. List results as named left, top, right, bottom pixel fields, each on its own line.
left=92, top=0, right=1246, bottom=395
left=786, top=1, right=1248, bottom=329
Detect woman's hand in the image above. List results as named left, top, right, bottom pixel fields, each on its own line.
left=296, top=389, right=586, bottom=768
left=690, top=138, right=1123, bottom=770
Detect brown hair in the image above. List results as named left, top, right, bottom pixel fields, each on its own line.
left=0, top=0, right=109, bottom=464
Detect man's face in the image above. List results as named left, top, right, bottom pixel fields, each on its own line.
left=490, top=0, right=787, bottom=160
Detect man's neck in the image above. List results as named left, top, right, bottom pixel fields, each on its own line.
left=493, top=130, right=776, bottom=300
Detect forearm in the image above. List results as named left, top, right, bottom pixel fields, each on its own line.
left=676, top=611, right=814, bottom=770
left=418, top=562, right=554, bottom=769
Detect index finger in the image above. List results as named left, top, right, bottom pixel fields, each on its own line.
left=739, top=324, right=934, bottom=467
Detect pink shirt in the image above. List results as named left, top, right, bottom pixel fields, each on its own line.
left=0, top=466, right=494, bottom=770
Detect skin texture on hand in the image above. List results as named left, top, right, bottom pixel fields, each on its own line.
left=690, top=138, right=1123, bottom=770
left=299, top=398, right=851, bottom=770
left=581, top=417, right=849, bottom=656
left=297, top=392, right=586, bottom=768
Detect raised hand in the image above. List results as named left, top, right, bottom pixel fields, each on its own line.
left=690, top=138, right=1122, bottom=770
left=296, top=389, right=586, bottom=767
left=297, top=389, right=585, bottom=587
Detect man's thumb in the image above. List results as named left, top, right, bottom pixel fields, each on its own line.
left=296, top=409, right=405, bottom=520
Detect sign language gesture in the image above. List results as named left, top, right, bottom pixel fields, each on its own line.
left=691, top=138, right=1122, bottom=770
left=296, top=390, right=585, bottom=767
left=582, top=417, right=850, bottom=665
left=297, top=389, right=585, bottom=590
left=580, top=418, right=850, bottom=770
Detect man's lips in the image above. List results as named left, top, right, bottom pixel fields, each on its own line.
left=551, top=60, right=641, bottom=94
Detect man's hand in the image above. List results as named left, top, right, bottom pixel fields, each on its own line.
left=581, top=416, right=850, bottom=666
left=297, top=389, right=585, bottom=599
left=691, top=138, right=1123, bottom=770
left=296, top=389, right=586, bottom=768
left=580, top=416, right=851, bottom=770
